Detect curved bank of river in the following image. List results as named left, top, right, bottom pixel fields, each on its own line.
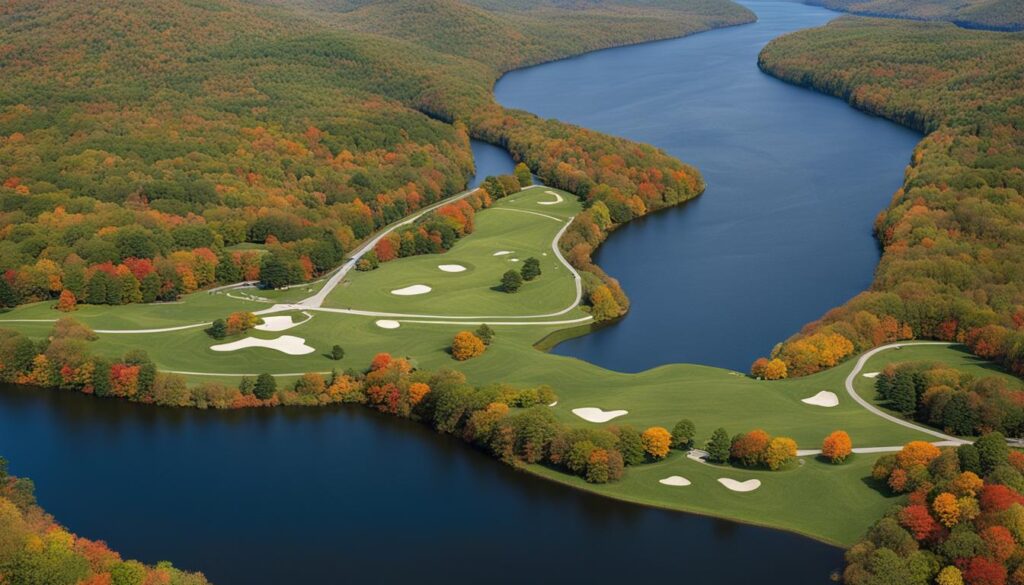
left=0, top=2, right=925, bottom=582
left=497, top=0, right=921, bottom=373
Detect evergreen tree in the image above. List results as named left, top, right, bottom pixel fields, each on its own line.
left=706, top=427, right=731, bottom=463
left=475, top=324, right=494, bottom=346
left=616, top=426, right=645, bottom=466
left=0, top=279, right=20, bottom=307
left=254, top=373, right=277, bottom=400
left=140, top=272, right=161, bottom=303
left=957, top=443, right=982, bottom=475
left=975, top=432, right=1009, bottom=475
left=942, top=392, right=978, bottom=435
left=889, top=371, right=917, bottom=415
left=207, top=319, right=227, bottom=339
left=215, top=254, right=242, bottom=283
left=520, top=257, right=541, bottom=281
left=331, top=345, right=345, bottom=361
left=671, top=419, right=696, bottom=450
left=92, top=357, right=112, bottom=397
left=501, top=270, right=523, bottom=293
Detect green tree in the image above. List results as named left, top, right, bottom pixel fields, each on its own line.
left=889, top=371, right=917, bottom=415
left=671, top=419, right=696, bottom=450
left=975, top=432, right=1009, bottom=474
left=0, top=279, right=19, bottom=307
left=238, top=376, right=255, bottom=396
left=140, top=272, right=161, bottom=303
left=957, top=443, right=981, bottom=474
left=514, top=162, right=532, bottom=187
left=207, top=319, right=227, bottom=339
left=92, top=357, right=112, bottom=397
left=475, top=324, right=494, bottom=346
left=331, top=345, right=345, bottom=361
left=706, top=427, right=731, bottom=463
left=254, top=373, right=277, bottom=400
left=520, top=257, right=541, bottom=281
left=615, top=426, right=645, bottom=466
left=501, top=270, right=523, bottom=293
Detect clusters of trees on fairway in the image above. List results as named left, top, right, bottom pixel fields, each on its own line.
left=0, top=456, right=209, bottom=584
left=703, top=427, right=799, bottom=470
left=501, top=257, right=541, bottom=293
left=877, top=362, right=1024, bottom=437
left=753, top=18, right=1024, bottom=379
left=846, top=436, right=1024, bottom=584
left=207, top=311, right=260, bottom=339
left=806, top=0, right=1024, bottom=31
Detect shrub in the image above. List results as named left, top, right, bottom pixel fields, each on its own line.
left=822, top=430, right=853, bottom=463
left=451, top=331, right=486, bottom=361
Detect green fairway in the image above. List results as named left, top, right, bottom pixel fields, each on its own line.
left=325, top=187, right=582, bottom=316
left=0, top=185, right=1015, bottom=548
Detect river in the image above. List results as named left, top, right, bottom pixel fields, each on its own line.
left=496, top=0, right=921, bottom=372
left=0, top=1, right=923, bottom=583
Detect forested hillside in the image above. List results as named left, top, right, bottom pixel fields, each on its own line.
left=805, top=0, right=1024, bottom=31
left=756, top=18, right=1024, bottom=377
left=0, top=457, right=210, bottom=584
left=0, top=0, right=752, bottom=318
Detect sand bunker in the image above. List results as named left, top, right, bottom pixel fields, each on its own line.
left=255, top=315, right=301, bottom=332
left=211, top=335, right=315, bottom=356
left=801, top=390, right=839, bottom=408
left=863, top=372, right=880, bottom=378
left=376, top=320, right=400, bottom=330
left=548, top=401, right=558, bottom=407
left=718, top=478, right=761, bottom=492
left=509, top=258, right=520, bottom=262
left=659, top=476, right=692, bottom=487
left=493, top=251, right=513, bottom=256
left=538, top=190, right=564, bottom=205
left=572, top=407, right=628, bottom=423
left=391, top=284, right=432, bottom=296
left=438, top=264, right=467, bottom=273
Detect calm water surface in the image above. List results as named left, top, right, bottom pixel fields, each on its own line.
left=496, top=0, right=921, bottom=372
left=0, top=2, right=924, bottom=582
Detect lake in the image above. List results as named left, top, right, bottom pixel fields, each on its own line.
left=496, top=0, right=921, bottom=373
left=0, top=1, right=923, bottom=582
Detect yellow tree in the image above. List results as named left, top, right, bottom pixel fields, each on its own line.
left=451, top=331, right=486, bottom=361
left=763, top=358, right=788, bottom=380
left=765, top=437, right=797, bottom=470
left=932, top=492, right=961, bottom=527
left=641, top=427, right=672, bottom=460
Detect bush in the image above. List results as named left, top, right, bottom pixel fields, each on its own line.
left=451, top=331, right=486, bottom=361
left=501, top=270, right=523, bottom=293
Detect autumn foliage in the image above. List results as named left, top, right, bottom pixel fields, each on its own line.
left=822, top=430, right=853, bottom=463
left=641, top=427, right=672, bottom=460
left=451, top=331, right=486, bottom=361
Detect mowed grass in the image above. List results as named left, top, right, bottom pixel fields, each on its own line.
left=324, top=187, right=581, bottom=316
left=0, top=186, right=1014, bottom=547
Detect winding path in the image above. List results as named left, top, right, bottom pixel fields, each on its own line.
left=843, top=341, right=966, bottom=444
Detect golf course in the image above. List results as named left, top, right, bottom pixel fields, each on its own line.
left=1, top=181, right=1018, bottom=546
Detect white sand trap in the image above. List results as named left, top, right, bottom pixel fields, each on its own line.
left=493, top=251, right=513, bottom=256
left=509, top=258, right=520, bottom=262
left=572, top=407, right=628, bottom=423
left=801, top=390, right=839, bottom=408
left=548, top=401, right=558, bottom=407
left=391, top=284, right=432, bottom=296
left=438, top=264, right=466, bottom=273
left=376, top=320, right=400, bottom=330
left=863, top=372, right=880, bottom=378
left=538, top=191, right=564, bottom=205
left=211, top=335, right=315, bottom=356
left=718, top=478, right=761, bottom=492
left=659, top=476, right=692, bottom=487
left=255, top=315, right=298, bottom=332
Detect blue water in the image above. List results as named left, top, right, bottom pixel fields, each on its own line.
left=469, top=139, right=516, bottom=187
left=496, top=0, right=921, bottom=373
left=0, top=2, right=927, bottom=583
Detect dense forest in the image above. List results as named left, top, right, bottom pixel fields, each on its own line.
left=805, top=0, right=1024, bottom=31
left=0, top=0, right=753, bottom=320
left=849, top=436, right=1024, bottom=584
left=0, top=457, right=209, bottom=584
left=755, top=18, right=1024, bottom=378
